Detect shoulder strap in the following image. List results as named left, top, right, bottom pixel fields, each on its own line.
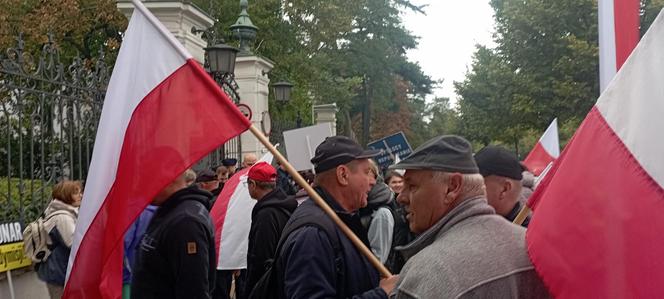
left=44, top=210, right=73, bottom=222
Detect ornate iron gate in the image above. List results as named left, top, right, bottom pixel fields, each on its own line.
left=0, top=34, right=108, bottom=224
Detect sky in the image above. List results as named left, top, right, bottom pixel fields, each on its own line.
left=401, top=1, right=496, bottom=104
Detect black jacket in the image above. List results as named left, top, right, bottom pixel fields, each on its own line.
left=131, top=186, right=216, bottom=299
left=245, top=188, right=298, bottom=296
left=275, top=187, right=386, bottom=299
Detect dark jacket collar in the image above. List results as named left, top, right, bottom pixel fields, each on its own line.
left=160, top=185, right=213, bottom=212
left=252, top=188, right=296, bottom=219
left=505, top=201, right=530, bottom=227
left=314, top=186, right=371, bottom=248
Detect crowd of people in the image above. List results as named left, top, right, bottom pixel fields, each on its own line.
left=34, top=135, right=552, bottom=299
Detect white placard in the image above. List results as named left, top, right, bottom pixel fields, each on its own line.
left=283, top=123, right=334, bottom=171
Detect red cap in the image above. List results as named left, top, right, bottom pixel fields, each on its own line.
left=248, top=162, right=277, bottom=182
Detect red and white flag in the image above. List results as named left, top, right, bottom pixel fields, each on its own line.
left=527, top=10, right=664, bottom=298
left=598, top=0, right=640, bottom=92
left=211, top=153, right=273, bottom=270
left=63, top=1, right=251, bottom=297
left=523, top=118, right=559, bottom=176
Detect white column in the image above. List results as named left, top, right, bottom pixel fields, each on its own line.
left=116, top=0, right=213, bottom=63
left=234, top=55, right=274, bottom=157
left=313, top=103, right=338, bottom=135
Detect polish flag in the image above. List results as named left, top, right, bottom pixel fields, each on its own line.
left=211, top=152, right=273, bottom=270
left=598, top=0, right=640, bottom=92
left=527, top=10, right=664, bottom=298
left=523, top=118, right=559, bottom=176
left=62, top=1, right=251, bottom=297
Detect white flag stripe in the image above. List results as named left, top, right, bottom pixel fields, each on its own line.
left=539, top=118, right=560, bottom=158
left=66, top=5, right=190, bottom=280
left=599, top=0, right=618, bottom=92
left=217, top=152, right=274, bottom=269
left=596, top=10, right=664, bottom=190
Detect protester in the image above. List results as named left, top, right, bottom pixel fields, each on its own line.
left=184, top=168, right=197, bottom=186
left=241, top=153, right=258, bottom=170
left=474, top=145, right=530, bottom=226
left=390, top=135, right=550, bottom=298
left=123, top=204, right=158, bottom=299
left=197, top=169, right=220, bottom=193
left=131, top=171, right=216, bottom=298
left=244, top=162, right=298, bottom=296
left=274, top=136, right=398, bottom=298
left=211, top=165, right=229, bottom=197
left=222, top=158, right=238, bottom=175
left=384, top=171, right=404, bottom=194
left=520, top=169, right=535, bottom=203
left=36, top=180, right=82, bottom=299
left=359, top=160, right=394, bottom=264
left=276, top=161, right=298, bottom=195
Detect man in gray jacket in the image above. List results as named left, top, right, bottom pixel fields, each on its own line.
left=389, top=135, right=550, bottom=299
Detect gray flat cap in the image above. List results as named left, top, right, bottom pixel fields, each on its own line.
left=389, top=135, right=479, bottom=173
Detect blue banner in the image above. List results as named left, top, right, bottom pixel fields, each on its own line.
left=367, top=132, right=413, bottom=169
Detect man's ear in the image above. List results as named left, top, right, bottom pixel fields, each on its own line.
left=336, top=165, right=350, bottom=186
left=444, top=173, right=463, bottom=204
left=499, top=178, right=513, bottom=201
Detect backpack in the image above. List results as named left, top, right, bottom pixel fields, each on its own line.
left=23, top=210, right=70, bottom=263
left=360, top=198, right=414, bottom=273
left=248, top=210, right=343, bottom=299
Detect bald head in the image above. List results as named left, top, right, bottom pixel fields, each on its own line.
left=242, top=153, right=258, bottom=168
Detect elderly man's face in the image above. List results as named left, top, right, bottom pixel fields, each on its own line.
left=398, top=170, right=451, bottom=234
left=243, top=155, right=257, bottom=168
left=341, top=159, right=376, bottom=212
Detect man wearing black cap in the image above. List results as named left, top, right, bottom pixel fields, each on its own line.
left=196, top=169, right=220, bottom=194
left=390, top=135, right=549, bottom=299
left=474, top=145, right=530, bottom=226
left=273, top=136, right=398, bottom=299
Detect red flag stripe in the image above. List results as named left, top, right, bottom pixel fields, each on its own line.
left=63, top=59, right=250, bottom=298
left=522, top=142, right=555, bottom=176
left=613, top=0, right=640, bottom=70
left=527, top=107, right=664, bottom=298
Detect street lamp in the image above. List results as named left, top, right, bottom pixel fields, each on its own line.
left=205, top=43, right=239, bottom=74
left=271, top=81, right=300, bottom=127
left=272, top=81, right=294, bottom=102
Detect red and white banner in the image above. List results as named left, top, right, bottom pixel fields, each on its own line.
left=598, top=0, right=639, bottom=92
left=523, top=118, right=559, bottom=176
left=211, top=153, right=273, bottom=270
left=527, top=10, right=664, bottom=298
left=63, top=0, right=251, bottom=297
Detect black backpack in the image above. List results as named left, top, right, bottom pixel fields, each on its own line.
left=248, top=211, right=343, bottom=299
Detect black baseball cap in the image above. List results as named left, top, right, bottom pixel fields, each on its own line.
left=474, top=145, right=523, bottom=180
left=390, top=135, right=479, bottom=173
left=311, top=136, right=381, bottom=173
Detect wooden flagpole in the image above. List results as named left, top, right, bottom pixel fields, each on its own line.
left=247, top=125, right=392, bottom=278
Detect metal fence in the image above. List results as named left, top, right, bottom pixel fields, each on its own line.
left=0, top=34, right=107, bottom=224
left=0, top=34, right=245, bottom=224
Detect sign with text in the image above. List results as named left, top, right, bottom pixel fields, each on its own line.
left=368, top=132, right=413, bottom=169
left=0, top=221, right=23, bottom=245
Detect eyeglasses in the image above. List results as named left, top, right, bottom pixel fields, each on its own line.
left=243, top=179, right=255, bottom=187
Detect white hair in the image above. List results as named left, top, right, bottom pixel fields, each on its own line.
left=432, top=171, right=486, bottom=198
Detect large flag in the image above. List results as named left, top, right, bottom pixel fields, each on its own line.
left=527, top=10, right=664, bottom=298
left=523, top=118, right=559, bottom=176
left=63, top=1, right=251, bottom=297
left=211, top=152, right=273, bottom=269
left=598, top=0, right=639, bottom=92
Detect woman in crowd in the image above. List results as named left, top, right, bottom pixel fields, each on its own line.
left=37, top=180, right=83, bottom=298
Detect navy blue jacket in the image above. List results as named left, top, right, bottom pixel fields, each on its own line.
left=275, top=187, right=387, bottom=299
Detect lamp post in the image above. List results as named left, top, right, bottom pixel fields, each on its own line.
left=271, top=81, right=300, bottom=127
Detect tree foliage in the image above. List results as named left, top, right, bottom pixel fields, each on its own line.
left=453, top=0, right=664, bottom=156
left=203, top=0, right=434, bottom=145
